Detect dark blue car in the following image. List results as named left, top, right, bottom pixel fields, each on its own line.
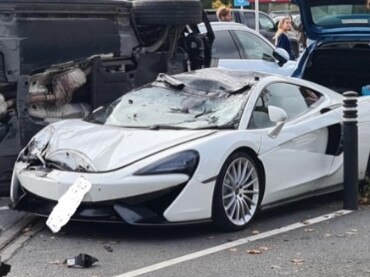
left=292, top=0, right=370, bottom=95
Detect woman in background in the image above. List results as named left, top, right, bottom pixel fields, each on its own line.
left=274, top=16, right=295, bottom=60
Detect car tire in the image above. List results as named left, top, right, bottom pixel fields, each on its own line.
left=213, top=151, right=263, bottom=232
left=133, top=0, right=202, bottom=25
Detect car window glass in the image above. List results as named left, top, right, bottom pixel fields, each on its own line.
left=243, top=12, right=255, bottom=29
left=212, top=30, right=241, bottom=59
left=259, top=14, right=275, bottom=31
left=249, top=83, right=323, bottom=129
left=233, top=30, right=274, bottom=61
left=310, top=4, right=370, bottom=27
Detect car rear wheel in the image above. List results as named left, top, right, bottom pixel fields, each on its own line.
left=133, top=0, right=202, bottom=25
left=213, top=151, right=263, bottom=232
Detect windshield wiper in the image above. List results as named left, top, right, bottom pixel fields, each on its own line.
left=156, top=73, right=185, bottom=90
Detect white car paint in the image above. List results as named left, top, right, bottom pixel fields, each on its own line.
left=10, top=70, right=370, bottom=227
left=218, top=59, right=297, bottom=76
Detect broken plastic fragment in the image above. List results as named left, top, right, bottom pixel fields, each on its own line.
left=64, top=253, right=98, bottom=268
left=0, top=258, right=11, bottom=276
left=104, top=246, right=113, bottom=253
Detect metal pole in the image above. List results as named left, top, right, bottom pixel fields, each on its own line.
left=255, top=0, right=259, bottom=33
left=343, top=91, right=358, bottom=210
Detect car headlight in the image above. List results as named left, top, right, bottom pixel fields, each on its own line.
left=134, top=150, right=199, bottom=176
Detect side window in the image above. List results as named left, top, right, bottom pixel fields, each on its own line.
left=243, top=12, right=255, bottom=29
left=249, top=83, right=323, bottom=129
left=233, top=30, right=274, bottom=61
left=212, top=31, right=241, bottom=59
left=259, top=14, right=276, bottom=32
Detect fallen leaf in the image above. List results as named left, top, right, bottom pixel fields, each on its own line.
left=251, top=230, right=260, bottom=235
left=323, top=233, right=332, bottom=238
left=258, top=246, right=271, bottom=251
left=304, top=228, right=315, bottom=232
left=290, top=259, right=305, bottom=265
left=271, top=265, right=281, bottom=269
left=229, top=248, right=238, bottom=252
left=301, top=220, right=310, bottom=225
left=104, top=245, right=113, bottom=253
left=247, top=249, right=263, bottom=254
left=337, top=234, right=345, bottom=238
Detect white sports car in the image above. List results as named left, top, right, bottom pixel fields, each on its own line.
left=10, top=68, right=370, bottom=232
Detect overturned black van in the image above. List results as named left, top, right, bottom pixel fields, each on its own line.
left=0, top=0, right=214, bottom=194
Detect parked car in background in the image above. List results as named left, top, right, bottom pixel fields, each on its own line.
left=292, top=0, right=370, bottom=95
left=205, top=9, right=300, bottom=58
left=269, top=10, right=300, bottom=23
left=0, top=0, right=214, bottom=194
left=11, top=67, right=370, bottom=232
left=198, top=22, right=297, bottom=76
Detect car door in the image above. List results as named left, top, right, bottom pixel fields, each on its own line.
left=231, top=30, right=275, bottom=61
left=248, top=82, right=340, bottom=205
left=258, top=13, right=276, bottom=43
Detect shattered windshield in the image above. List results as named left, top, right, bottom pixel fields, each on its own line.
left=86, top=83, right=251, bottom=130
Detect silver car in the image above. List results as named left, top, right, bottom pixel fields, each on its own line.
left=199, top=22, right=297, bottom=76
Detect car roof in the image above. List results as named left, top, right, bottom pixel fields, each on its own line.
left=198, top=22, right=275, bottom=48
left=200, top=21, right=253, bottom=32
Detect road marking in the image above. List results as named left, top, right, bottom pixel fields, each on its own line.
left=0, top=206, right=9, bottom=211
left=115, top=210, right=352, bottom=277
left=0, top=220, right=44, bottom=262
left=0, top=216, right=38, bottom=252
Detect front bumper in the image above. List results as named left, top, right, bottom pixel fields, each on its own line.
left=11, top=161, right=189, bottom=202
left=12, top=186, right=191, bottom=225
left=10, top=161, right=192, bottom=224
left=11, top=160, right=216, bottom=224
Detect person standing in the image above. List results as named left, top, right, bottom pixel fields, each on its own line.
left=216, top=7, right=232, bottom=22
left=274, top=16, right=295, bottom=60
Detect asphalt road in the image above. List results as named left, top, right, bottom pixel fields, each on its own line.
left=2, top=193, right=369, bottom=277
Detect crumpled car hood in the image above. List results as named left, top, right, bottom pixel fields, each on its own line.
left=40, top=120, right=215, bottom=172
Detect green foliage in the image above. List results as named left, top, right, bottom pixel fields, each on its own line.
left=200, top=0, right=212, bottom=8
left=212, top=0, right=232, bottom=9
left=359, top=176, right=370, bottom=205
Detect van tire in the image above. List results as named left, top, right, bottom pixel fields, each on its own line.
left=133, top=0, right=202, bottom=25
